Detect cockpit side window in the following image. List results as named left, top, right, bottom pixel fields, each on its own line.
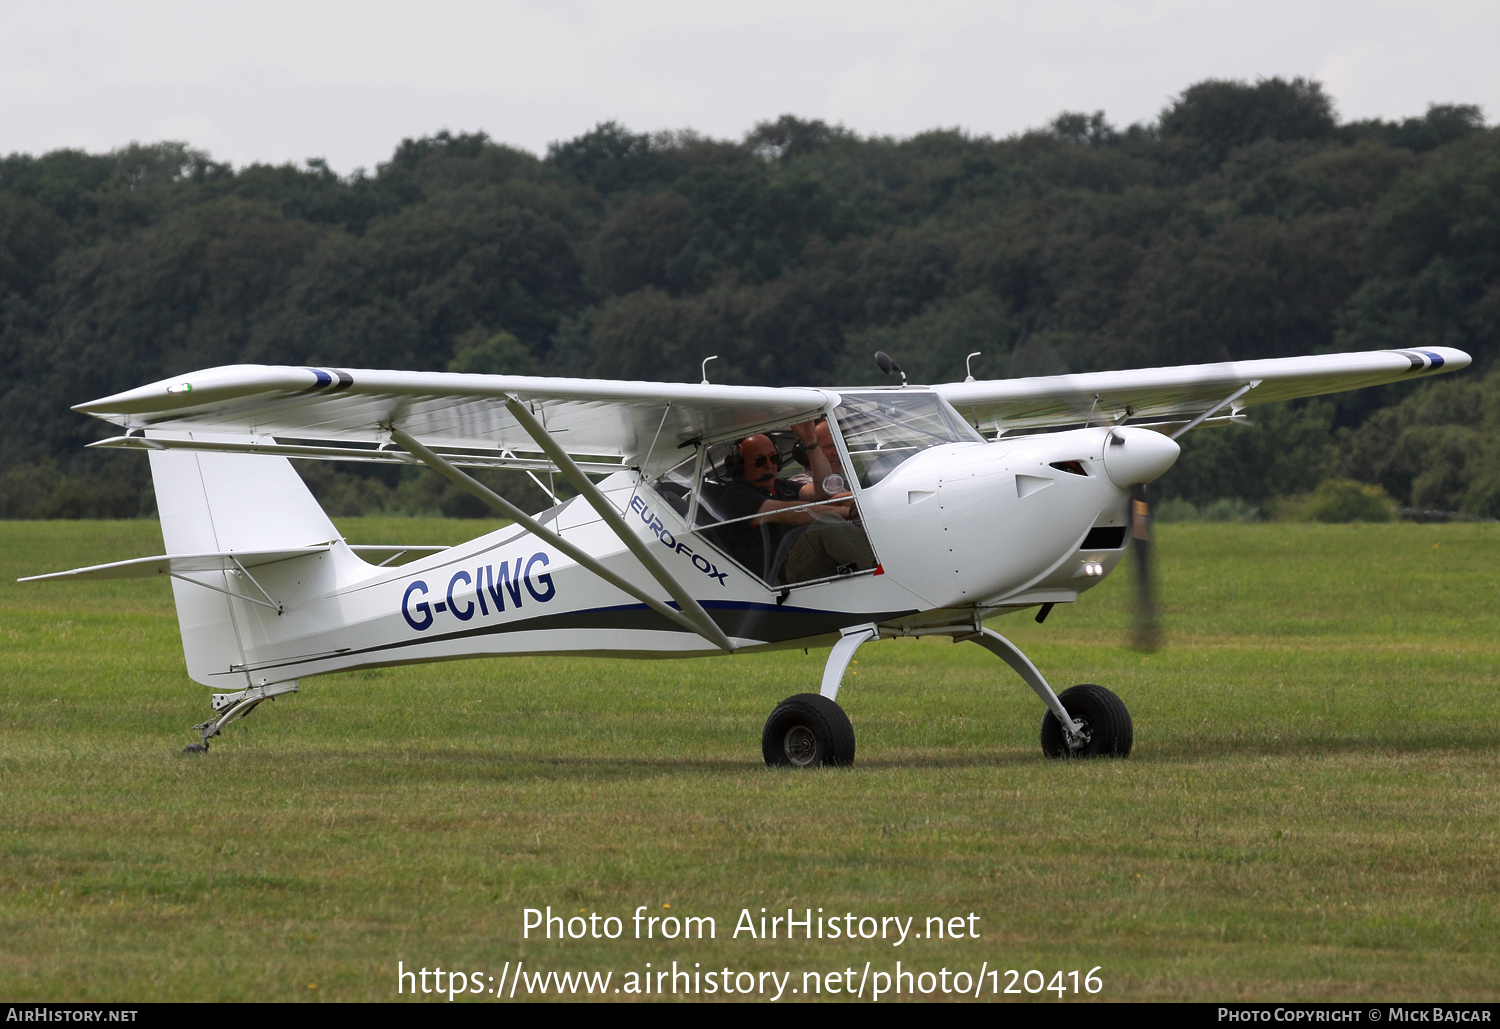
left=647, top=421, right=877, bottom=588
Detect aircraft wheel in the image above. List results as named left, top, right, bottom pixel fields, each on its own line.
left=181, top=742, right=208, bottom=755
left=762, top=694, right=855, bottom=768
left=1040, top=684, right=1132, bottom=759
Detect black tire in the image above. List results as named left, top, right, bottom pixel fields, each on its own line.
left=762, top=694, right=856, bottom=768
left=1040, top=684, right=1132, bottom=759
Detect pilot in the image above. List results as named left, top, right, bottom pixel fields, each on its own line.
left=718, top=423, right=875, bottom=584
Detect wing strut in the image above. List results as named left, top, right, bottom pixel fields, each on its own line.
left=500, top=398, right=736, bottom=652
left=388, top=426, right=735, bottom=652
left=1167, top=381, right=1259, bottom=440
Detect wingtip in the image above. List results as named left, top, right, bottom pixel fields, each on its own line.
left=1419, top=347, right=1472, bottom=373
left=1442, top=347, right=1473, bottom=370
left=70, top=365, right=317, bottom=417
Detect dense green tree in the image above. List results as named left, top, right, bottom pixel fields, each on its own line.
left=545, top=122, right=678, bottom=197
left=1343, top=104, right=1486, bottom=154
left=1336, top=130, right=1500, bottom=356
left=1157, top=400, right=1339, bottom=508
left=1159, top=76, right=1337, bottom=175
left=1, top=78, right=1495, bottom=516
left=1336, top=369, right=1500, bottom=516
left=588, top=190, right=694, bottom=295
left=447, top=329, right=537, bottom=375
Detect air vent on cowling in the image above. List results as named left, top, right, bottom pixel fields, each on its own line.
left=1082, top=526, right=1127, bottom=549
left=1050, top=460, right=1088, bottom=476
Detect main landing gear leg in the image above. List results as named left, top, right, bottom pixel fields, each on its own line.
left=963, top=627, right=1132, bottom=758
left=761, top=624, right=874, bottom=768
left=182, top=681, right=300, bottom=754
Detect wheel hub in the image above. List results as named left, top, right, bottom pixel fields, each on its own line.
left=1064, top=717, right=1093, bottom=751
left=783, top=725, right=818, bottom=766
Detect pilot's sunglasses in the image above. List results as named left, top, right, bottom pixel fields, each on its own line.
left=749, top=454, right=777, bottom=469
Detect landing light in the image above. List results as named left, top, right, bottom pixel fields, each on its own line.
left=1083, top=562, right=1103, bottom=576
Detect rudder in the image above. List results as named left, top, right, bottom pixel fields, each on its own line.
left=148, top=447, right=339, bottom=687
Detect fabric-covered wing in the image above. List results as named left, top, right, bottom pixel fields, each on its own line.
left=933, top=348, right=1471, bottom=433
left=76, top=365, right=837, bottom=477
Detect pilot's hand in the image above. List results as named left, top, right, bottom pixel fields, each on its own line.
left=824, top=497, right=858, bottom=521
left=791, top=421, right=818, bottom=446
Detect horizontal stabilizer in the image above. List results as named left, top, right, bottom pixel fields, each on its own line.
left=18, top=544, right=449, bottom=582
left=19, top=546, right=335, bottom=582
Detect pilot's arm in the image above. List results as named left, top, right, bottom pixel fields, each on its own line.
left=751, top=494, right=852, bottom=526
left=790, top=421, right=848, bottom=503
left=792, top=421, right=834, bottom=500
left=745, top=424, right=854, bottom=527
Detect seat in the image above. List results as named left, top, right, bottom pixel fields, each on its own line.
left=694, top=481, right=728, bottom=526
left=654, top=480, right=691, bottom=517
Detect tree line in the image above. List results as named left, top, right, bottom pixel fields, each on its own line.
left=1, top=76, right=1496, bottom=519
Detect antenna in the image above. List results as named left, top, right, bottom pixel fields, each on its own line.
left=873, top=351, right=907, bottom=387
left=700, top=355, right=719, bottom=385
left=964, top=351, right=982, bottom=382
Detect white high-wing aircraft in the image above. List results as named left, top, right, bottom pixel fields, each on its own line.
left=23, top=346, right=1468, bottom=763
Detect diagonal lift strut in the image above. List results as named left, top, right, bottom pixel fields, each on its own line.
left=1168, top=381, right=1259, bottom=440
left=501, top=398, right=734, bottom=652
left=389, top=425, right=735, bottom=652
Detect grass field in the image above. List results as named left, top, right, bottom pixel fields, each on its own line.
left=2, top=518, right=1498, bottom=1002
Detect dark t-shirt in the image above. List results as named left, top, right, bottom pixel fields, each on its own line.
left=714, top=478, right=802, bottom=579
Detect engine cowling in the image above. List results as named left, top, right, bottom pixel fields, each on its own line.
left=861, top=427, right=1179, bottom=609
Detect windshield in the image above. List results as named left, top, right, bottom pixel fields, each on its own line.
left=834, top=391, right=983, bottom=488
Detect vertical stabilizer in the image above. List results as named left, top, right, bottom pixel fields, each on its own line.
left=148, top=446, right=339, bottom=686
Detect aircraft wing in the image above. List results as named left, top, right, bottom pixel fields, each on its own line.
left=932, top=347, right=1471, bottom=433
left=76, top=365, right=837, bottom=478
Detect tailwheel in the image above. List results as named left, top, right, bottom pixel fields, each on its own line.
left=1040, top=683, right=1133, bottom=758
left=762, top=693, right=856, bottom=768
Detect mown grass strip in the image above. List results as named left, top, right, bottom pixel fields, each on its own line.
left=1, top=520, right=1496, bottom=1001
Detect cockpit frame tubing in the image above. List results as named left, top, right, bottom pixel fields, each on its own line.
left=684, top=443, right=707, bottom=528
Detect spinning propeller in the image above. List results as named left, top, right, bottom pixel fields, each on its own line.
left=1101, top=422, right=1179, bottom=654
left=1127, top=482, right=1161, bottom=652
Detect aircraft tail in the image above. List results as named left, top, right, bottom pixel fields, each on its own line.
left=148, top=446, right=340, bottom=687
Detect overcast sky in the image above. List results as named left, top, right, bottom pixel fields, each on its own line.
left=2, top=0, right=1496, bottom=174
